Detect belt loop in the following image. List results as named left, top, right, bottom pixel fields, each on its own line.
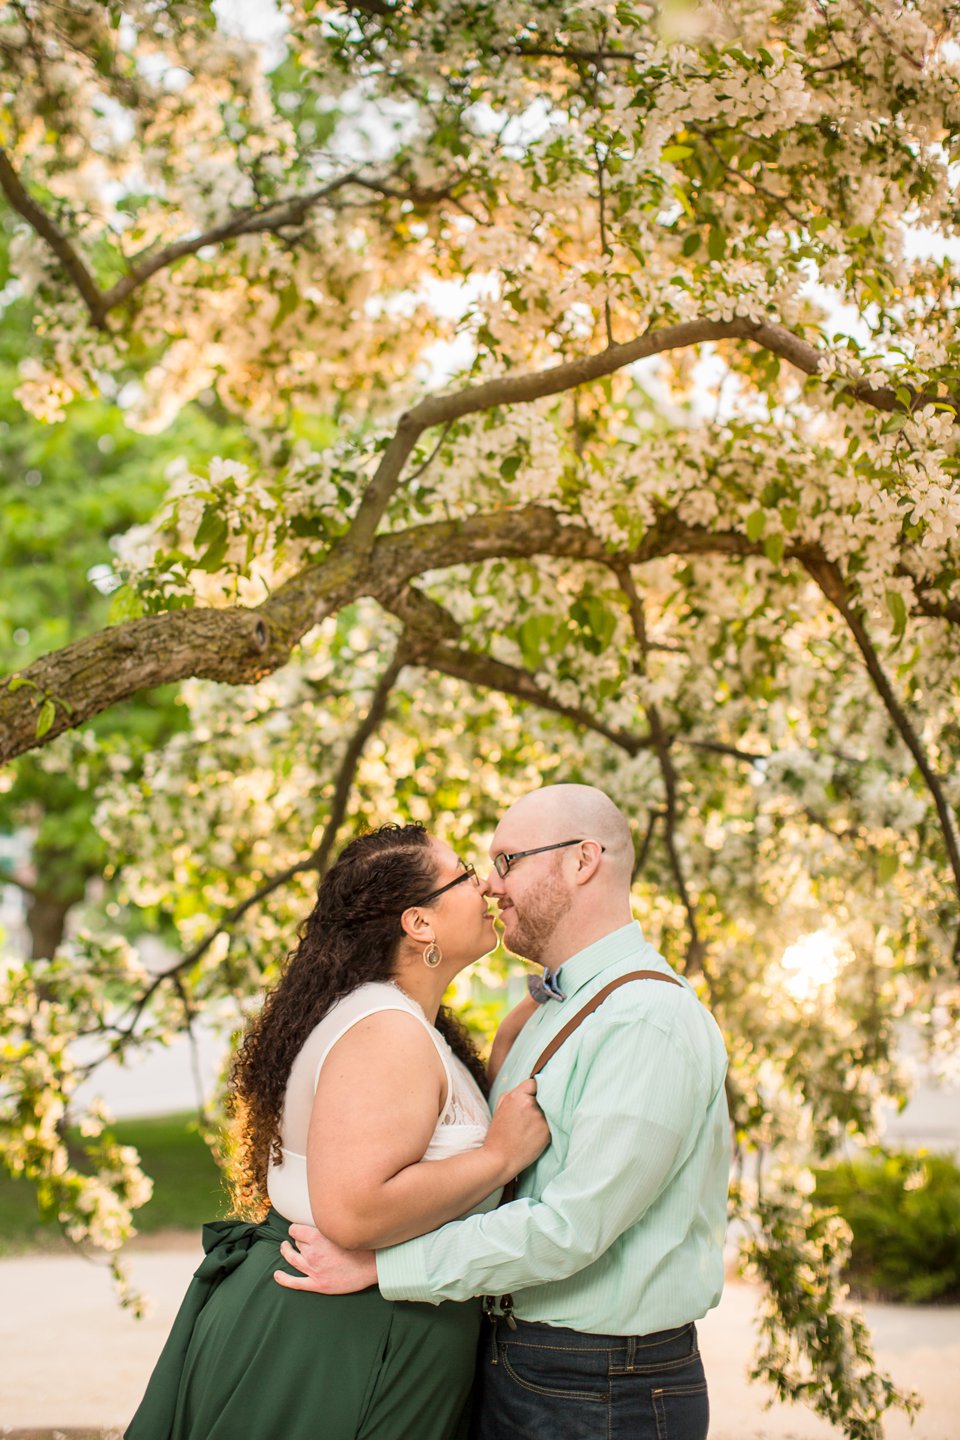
left=625, top=1335, right=637, bottom=1372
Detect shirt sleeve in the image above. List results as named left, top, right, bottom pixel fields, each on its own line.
left=376, top=1011, right=711, bottom=1305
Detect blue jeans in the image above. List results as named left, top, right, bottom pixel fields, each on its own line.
left=471, top=1317, right=709, bottom=1440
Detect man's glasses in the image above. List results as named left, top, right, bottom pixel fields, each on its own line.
left=414, top=862, right=479, bottom=907
left=492, top=838, right=604, bottom=878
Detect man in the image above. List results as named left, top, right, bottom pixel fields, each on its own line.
left=278, top=784, right=730, bottom=1438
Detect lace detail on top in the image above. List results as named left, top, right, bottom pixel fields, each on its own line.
left=267, top=981, right=492, bottom=1225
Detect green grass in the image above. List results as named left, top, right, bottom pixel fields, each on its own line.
left=0, top=1112, right=230, bottom=1256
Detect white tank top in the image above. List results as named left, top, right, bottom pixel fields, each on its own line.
left=267, top=981, right=494, bottom=1225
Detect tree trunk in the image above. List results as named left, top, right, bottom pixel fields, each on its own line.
left=26, top=888, right=76, bottom=960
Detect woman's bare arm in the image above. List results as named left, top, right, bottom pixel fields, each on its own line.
left=306, top=1011, right=546, bottom=1249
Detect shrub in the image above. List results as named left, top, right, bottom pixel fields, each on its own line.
left=813, top=1150, right=960, bottom=1303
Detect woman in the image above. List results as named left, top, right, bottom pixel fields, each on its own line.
left=127, top=823, right=548, bottom=1440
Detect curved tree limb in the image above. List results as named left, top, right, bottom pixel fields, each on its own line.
left=84, top=643, right=408, bottom=1063
left=0, top=144, right=948, bottom=427
left=614, top=562, right=708, bottom=979
left=338, top=316, right=955, bottom=560
left=803, top=555, right=960, bottom=965
left=0, top=148, right=108, bottom=329
left=101, top=174, right=460, bottom=313
left=385, top=584, right=765, bottom=764
left=2, top=501, right=952, bottom=765
left=0, top=145, right=460, bottom=325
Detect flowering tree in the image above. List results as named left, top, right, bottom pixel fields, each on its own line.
left=2, top=1, right=959, bottom=1430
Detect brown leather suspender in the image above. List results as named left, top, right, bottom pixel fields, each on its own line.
left=525, top=968, right=683, bottom=1078
left=494, top=968, right=683, bottom=1216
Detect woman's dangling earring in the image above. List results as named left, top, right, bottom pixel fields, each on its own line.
left=423, top=941, right=442, bottom=968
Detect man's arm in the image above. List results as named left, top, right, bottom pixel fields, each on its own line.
left=377, top=1016, right=710, bottom=1303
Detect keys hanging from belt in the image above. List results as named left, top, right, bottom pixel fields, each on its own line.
left=482, top=1294, right=517, bottom=1365
left=482, top=1293, right=518, bottom=1331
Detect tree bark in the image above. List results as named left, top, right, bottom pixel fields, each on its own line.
left=0, top=503, right=945, bottom=765
left=25, top=890, right=74, bottom=960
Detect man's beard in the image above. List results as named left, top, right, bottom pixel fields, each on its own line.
left=506, top=863, right=573, bottom=964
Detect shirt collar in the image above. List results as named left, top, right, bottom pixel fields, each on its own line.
left=550, top=921, right=651, bottom=1001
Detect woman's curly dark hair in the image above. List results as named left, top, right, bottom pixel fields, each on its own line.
left=230, top=823, right=489, bottom=1215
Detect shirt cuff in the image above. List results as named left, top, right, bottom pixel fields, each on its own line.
left=376, top=1234, right=437, bottom=1304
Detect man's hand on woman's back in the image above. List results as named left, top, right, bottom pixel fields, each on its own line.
left=276, top=1227, right=378, bottom=1294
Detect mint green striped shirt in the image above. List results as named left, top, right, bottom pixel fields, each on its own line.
left=377, top=922, right=730, bottom=1335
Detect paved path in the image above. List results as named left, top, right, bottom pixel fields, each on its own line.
left=1, top=1240, right=957, bottom=1437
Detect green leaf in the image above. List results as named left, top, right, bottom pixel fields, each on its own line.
left=886, top=590, right=907, bottom=638
left=764, top=533, right=785, bottom=566
left=670, top=183, right=695, bottom=219
left=272, top=281, right=299, bottom=331
left=661, top=144, right=695, bottom=162
left=707, top=225, right=726, bottom=262
left=194, top=505, right=226, bottom=550
left=780, top=504, right=798, bottom=530
left=7, top=675, right=37, bottom=694
left=746, top=510, right=766, bottom=541
left=518, top=614, right=553, bottom=669
left=580, top=596, right=616, bottom=647
left=499, top=454, right=522, bottom=481
left=682, top=232, right=701, bottom=256
left=195, top=517, right=230, bottom=572
left=36, top=698, right=56, bottom=737
left=877, top=852, right=899, bottom=884
left=107, top=585, right=146, bottom=624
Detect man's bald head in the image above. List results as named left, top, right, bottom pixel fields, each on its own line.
left=487, top=784, right=637, bottom=965
left=496, top=785, right=635, bottom=887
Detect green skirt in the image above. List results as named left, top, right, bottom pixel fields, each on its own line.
left=125, top=1209, right=480, bottom=1440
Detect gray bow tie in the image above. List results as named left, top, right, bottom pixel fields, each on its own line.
left=527, top=967, right=565, bottom=1004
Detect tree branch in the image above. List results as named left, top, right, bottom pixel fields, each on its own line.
left=0, top=867, right=38, bottom=898
left=4, top=132, right=954, bottom=425
left=102, top=174, right=459, bottom=312
left=803, top=554, right=960, bottom=966
left=3, top=499, right=952, bottom=765
left=0, top=144, right=460, bottom=324
left=382, top=585, right=765, bottom=766
left=102, top=176, right=368, bottom=311
left=689, top=125, right=807, bottom=225
left=615, top=562, right=707, bottom=978
left=97, top=645, right=407, bottom=1051
left=0, top=148, right=108, bottom=329
left=911, top=589, right=960, bottom=627
left=405, top=317, right=944, bottom=426
left=341, top=316, right=953, bottom=555
left=504, top=44, right=650, bottom=61
left=632, top=810, right=663, bottom=882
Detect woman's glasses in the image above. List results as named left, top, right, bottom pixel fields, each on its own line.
left=414, top=862, right=479, bottom=906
